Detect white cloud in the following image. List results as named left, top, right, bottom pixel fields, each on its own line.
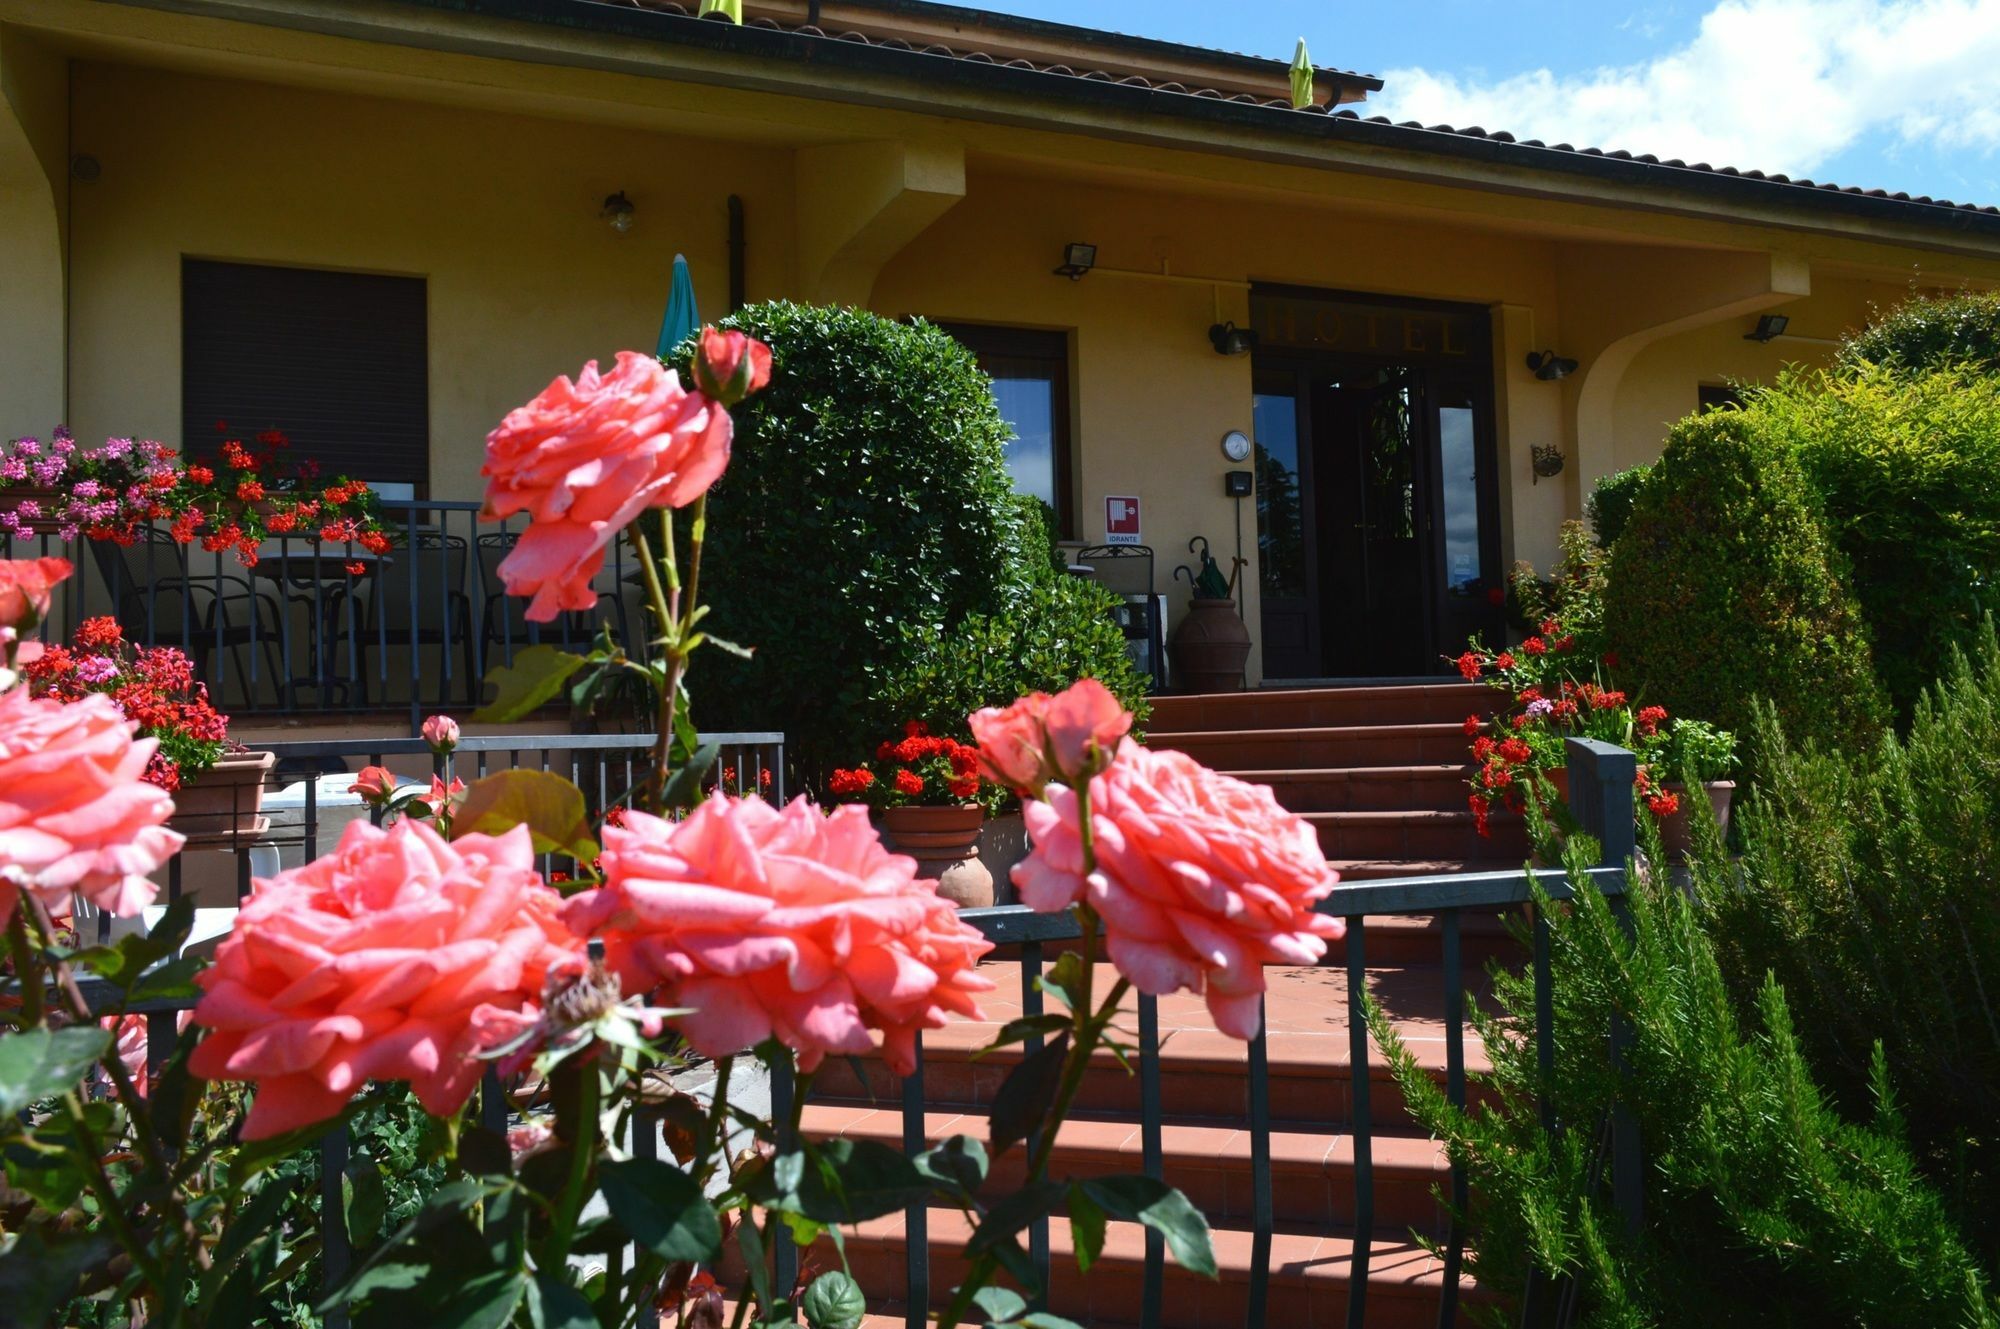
left=1371, top=0, right=2000, bottom=185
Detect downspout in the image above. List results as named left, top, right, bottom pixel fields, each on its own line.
left=728, top=193, right=745, bottom=312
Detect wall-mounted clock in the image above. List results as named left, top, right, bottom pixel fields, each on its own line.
left=1221, top=429, right=1252, bottom=463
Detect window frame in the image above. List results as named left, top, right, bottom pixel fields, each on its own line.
left=938, top=322, right=1075, bottom=538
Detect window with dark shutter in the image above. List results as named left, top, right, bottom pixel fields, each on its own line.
left=938, top=323, right=1074, bottom=538
left=181, top=259, right=429, bottom=491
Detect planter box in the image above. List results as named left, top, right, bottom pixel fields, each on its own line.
left=169, top=750, right=276, bottom=847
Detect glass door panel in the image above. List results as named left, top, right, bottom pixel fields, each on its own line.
left=1254, top=374, right=1318, bottom=679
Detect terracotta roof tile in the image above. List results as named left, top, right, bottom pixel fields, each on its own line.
left=565, top=0, right=2000, bottom=220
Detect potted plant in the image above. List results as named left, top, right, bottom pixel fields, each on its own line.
left=1642, top=716, right=1738, bottom=856
left=828, top=722, right=994, bottom=908
left=23, top=615, right=273, bottom=844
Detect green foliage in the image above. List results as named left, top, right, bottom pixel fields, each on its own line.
left=1604, top=408, right=1886, bottom=754
left=1838, top=288, right=2000, bottom=378
left=1372, top=858, right=2000, bottom=1327
left=1585, top=464, right=1653, bottom=549
left=685, top=302, right=1056, bottom=773
left=1748, top=364, right=2000, bottom=716
left=1695, top=624, right=2000, bottom=1263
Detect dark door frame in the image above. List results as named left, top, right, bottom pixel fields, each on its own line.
left=1249, top=287, right=1504, bottom=679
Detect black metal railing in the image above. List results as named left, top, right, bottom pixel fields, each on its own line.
left=5, top=500, right=653, bottom=727
left=76, top=737, right=1642, bottom=1329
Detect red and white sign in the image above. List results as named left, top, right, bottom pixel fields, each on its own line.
left=1104, top=495, right=1142, bottom=546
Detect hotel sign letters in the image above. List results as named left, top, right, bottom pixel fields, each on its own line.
left=1250, top=292, right=1487, bottom=362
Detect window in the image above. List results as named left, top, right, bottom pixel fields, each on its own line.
left=941, top=324, right=1073, bottom=535
left=1698, top=383, right=1744, bottom=413
left=182, top=259, right=429, bottom=490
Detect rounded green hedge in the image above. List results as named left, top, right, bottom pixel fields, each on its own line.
left=1837, top=289, right=2000, bottom=377
left=1604, top=409, right=1886, bottom=751
left=1585, top=463, right=1653, bottom=548
left=686, top=302, right=1144, bottom=774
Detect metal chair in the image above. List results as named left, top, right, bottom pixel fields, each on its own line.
left=88, top=529, right=287, bottom=707
left=353, top=530, right=476, bottom=705
left=1072, top=543, right=1166, bottom=691
left=475, top=531, right=631, bottom=673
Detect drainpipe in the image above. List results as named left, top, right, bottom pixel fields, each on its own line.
left=727, top=194, right=745, bottom=312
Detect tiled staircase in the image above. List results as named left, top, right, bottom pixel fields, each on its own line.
left=804, top=682, right=1517, bottom=1326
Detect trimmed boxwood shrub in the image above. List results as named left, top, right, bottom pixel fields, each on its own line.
left=1753, top=365, right=2000, bottom=715
left=1838, top=289, right=2000, bottom=377
left=686, top=302, right=1143, bottom=774
left=1604, top=410, right=1886, bottom=752
left=1584, top=463, right=1653, bottom=548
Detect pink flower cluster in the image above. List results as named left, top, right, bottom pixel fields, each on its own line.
left=563, top=799, right=994, bottom=1075
left=190, top=820, right=583, bottom=1139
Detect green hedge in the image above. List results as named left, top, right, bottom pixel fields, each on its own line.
left=1584, top=464, right=1653, bottom=548
left=686, top=302, right=1142, bottom=774
left=1604, top=409, right=1886, bottom=752
left=1838, top=289, right=2000, bottom=377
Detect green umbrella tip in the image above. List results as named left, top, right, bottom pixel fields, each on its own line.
left=698, top=0, right=743, bottom=21
left=1289, top=38, right=1315, bottom=110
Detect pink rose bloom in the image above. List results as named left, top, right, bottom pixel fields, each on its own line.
left=348, top=765, right=396, bottom=804
left=420, top=714, right=460, bottom=753
left=1014, top=740, right=1344, bottom=1040
left=480, top=352, right=732, bottom=622
left=970, top=678, right=1133, bottom=796
left=563, top=798, right=995, bottom=1075
left=0, top=688, right=183, bottom=920
left=0, top=556, right=73, bottom=632
left=189, top=820, right=584, bottom=1139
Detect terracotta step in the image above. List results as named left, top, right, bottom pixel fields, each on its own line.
left=804, top=1104, right=1452, bottom=1233
left=1356, top=910, right=1525, bottom=967
left=1307, top=809, right=1528, bottom=861
left=1329, top=856, right=1531, bottom=882
left=1229, top=764, right=1473, bottom=813
left=1148, top=722, right=1473, bottom=771
left=812, top=963, right=1490, bottom=1131
left=1147, top=683, right=1496, bottom=734
left=821, top=1207, right=1475, bottom=1329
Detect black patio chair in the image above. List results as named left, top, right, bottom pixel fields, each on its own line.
left=352, top=530, right=477, bottom=705
left=475, top=531, right=632, bottom=673
left=1072, top=543, right=1166, bottom=691
left=88, top=529, right=287, bottom=707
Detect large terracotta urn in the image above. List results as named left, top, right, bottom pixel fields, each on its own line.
left=880, top=804, right=994, bottom=910
left=1169, top=598, right=1251, bottom=693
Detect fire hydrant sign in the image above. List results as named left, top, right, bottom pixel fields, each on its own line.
left=1105, top=495, right=1142, bottom=546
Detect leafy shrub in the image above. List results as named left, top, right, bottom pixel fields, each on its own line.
left=871, top=500, right=1150, bottom=741
left=687, top=302, right=1036, bottom=772
left=1585, top=464, right=1653, bottom=548
left=1604, top=409, right=1886, bottom=753
left=1750, top=364, right=2000, bottom=716
left=1695, top=626, right=2000, bottom=1259
left=1373, top=859, right=2000, bottom=1328
left=1838, top=289, right=2000, bottom=377
left=687, top=303, right=1138, bottom=775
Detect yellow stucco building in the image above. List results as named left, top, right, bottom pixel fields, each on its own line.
left=6, top=0, right=2000, bottom=683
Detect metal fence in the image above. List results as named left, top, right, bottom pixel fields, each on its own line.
left=78, top=737, right=1643, bottom=1329
left=6, top=500, right=651, bottom=726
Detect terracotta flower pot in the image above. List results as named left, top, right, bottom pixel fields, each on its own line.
left=879, top=804, right=993, bottom=910
left=1170, top=597, right=1251, bottom=693
left=1654, top=780, right=1735, bottom=859
left=169, top=749, right=275, bottom=847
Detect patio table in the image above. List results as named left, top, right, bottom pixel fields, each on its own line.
left=251, top=547, right=388, bottom=704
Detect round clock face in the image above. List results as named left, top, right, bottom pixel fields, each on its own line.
left=1222, top=430, right=1252, bottom=463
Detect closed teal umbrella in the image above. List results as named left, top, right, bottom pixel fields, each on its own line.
left=656, top=253, right=701, bottom=360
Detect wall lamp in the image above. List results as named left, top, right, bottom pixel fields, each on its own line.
left=601, top=191, right=636, bottom=233
left=1745, top=314, right=1790, bottom=343
left=1053, top=242, right=1098, bottom=280
left=1526, top=350, right=1578, bottom=381
left=1209, top=322, right=1259, bottom=356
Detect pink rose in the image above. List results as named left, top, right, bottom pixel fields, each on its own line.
left=563, top=798, right=994, bottom=1075
left=0, top=688, right=183, bottom=920
left=969, top=678, right=1133, bottom=797
left=1013, top=740, right=1343, bottom=1040
left=348, top=765, right=396, bottom=804
left=420, top=714, right=460, bottom=753
left=190, top=819, right=584, bottom=1139
left=692, top=328, right=773, bottom=407
left=0, top=556, right=72, bottom=632
left=480, top=352, right=732, bottom=622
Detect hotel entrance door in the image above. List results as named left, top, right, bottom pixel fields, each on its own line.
left=1251, top=289, right=1503, bottom=680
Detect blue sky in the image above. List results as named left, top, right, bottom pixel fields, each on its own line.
left=971, top=1, right=2000, bottom=206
